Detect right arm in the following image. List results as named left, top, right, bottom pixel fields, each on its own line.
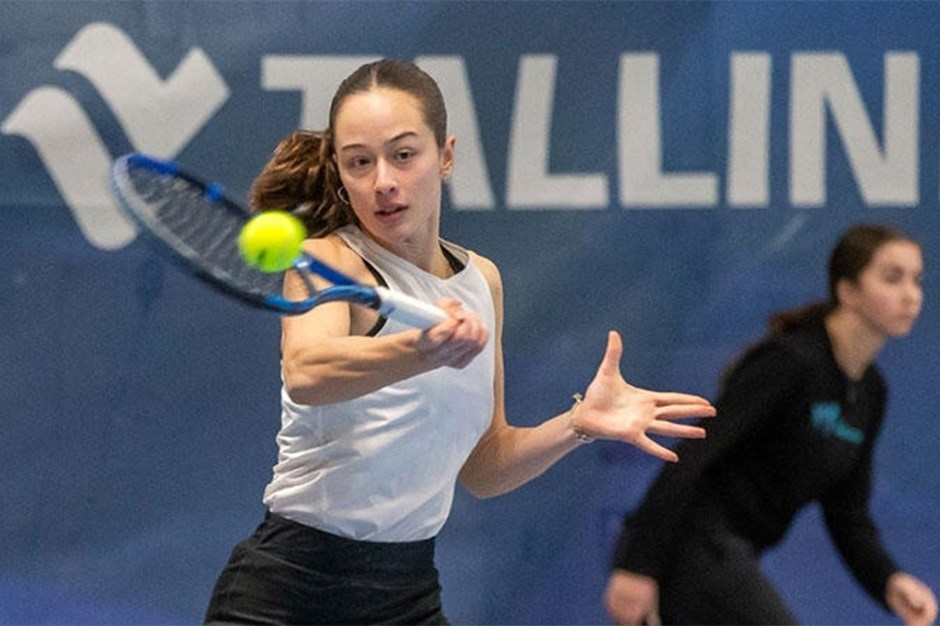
left=458, top=256, right=713, bottom=498
left=281, top=236, right=487, bottom=406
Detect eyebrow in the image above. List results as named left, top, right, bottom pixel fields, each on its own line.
left=877, top=262, right=922, bottom=274
left=338, top=131, right=420, bottom=153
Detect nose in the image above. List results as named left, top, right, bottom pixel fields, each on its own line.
left=905, top=279, right=923, bottom=306
left=373, top=158, right=397, bottom=195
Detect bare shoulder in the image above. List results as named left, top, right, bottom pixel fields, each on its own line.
left=304, top=232, right=350, bottom=263
left=467, top=250, right=503, bottom=301
left=304, top=232, right=373, bottom=283
left=468, top=251, right=501, bottom=282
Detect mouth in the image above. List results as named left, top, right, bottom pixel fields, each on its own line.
left=375, top=204, right=407, bottom=218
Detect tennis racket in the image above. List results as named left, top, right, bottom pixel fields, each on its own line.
left=109, top=153, right=448, bottom=328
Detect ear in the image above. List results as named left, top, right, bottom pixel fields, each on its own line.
left=835, top=277, right=861, bottom=310
left=441, top=135, right=456, bottom=179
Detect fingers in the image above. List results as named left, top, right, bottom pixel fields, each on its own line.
left=655, top=406, right=715, bottom=421
left=416, top=299, right=488, bottom=369
left=635, top=435, right=680, bottom=463
left=646, top=421, right=707, bottom=439
left=887, top=573, right=938, bottom=626
left=651, top=391, right=716, bottom=409
left=654, top=402, right=717, bottom=421
left=605, top=570, right=661, bottom=626
left=598, top=330, right=623, bottom=377
left=650, top=391, right=716, bottom=433
left=902, top=588, right=937, bottom=624
left=435, top=297, right=464, bottom=317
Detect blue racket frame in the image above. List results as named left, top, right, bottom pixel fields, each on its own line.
left=110, top=153, right=397, bottom=317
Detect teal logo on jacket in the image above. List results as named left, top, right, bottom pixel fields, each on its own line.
left=811, top=402, right=863, bottom=444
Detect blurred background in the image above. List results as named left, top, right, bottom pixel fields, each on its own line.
left=1, top=1, right=938, bottom=623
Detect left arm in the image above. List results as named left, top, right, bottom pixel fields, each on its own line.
left=822, top=416, right=936, bottom=624
left=458, top=256, right=716, bottom=499
left=822, top=450, right=899, bottom=604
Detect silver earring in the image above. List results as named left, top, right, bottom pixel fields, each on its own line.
left=337, top=186, right=350, bottom=205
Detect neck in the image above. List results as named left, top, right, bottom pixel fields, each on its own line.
left=361, top=223, right=452, bottom=278
left=824, top=310, right=886, bottom=380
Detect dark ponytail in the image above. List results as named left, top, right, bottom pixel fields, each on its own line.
left=248, top=130, right=350, bottom=237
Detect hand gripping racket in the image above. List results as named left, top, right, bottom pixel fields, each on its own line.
left=109, top=153, right=448, bottom=328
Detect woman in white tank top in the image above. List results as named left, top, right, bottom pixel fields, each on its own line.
left=205, top=59, right=716, bottom=625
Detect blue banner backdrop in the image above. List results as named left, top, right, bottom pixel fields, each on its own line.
left=1, top=1, right=938, bottom=623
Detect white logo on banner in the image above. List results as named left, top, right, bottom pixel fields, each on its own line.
left=1, top=22, right=229, bottom=250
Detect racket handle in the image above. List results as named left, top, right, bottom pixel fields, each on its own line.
left=375, top=287, right=449, bottom=329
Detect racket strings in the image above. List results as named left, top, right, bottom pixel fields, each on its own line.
left=159, top=177, right=237, bottom=260
left=111, top=155, right=411, bottom=316
left=128, top=167, right=290, bottom=299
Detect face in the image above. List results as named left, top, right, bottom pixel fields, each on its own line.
left=332, top=87, right=454, bottom=249
left=840, top=240, right=924, bottom=338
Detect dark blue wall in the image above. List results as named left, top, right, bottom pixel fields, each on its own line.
left=2, top=2, right=938, bottom=623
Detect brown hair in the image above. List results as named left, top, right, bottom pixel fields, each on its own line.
left=768, top=223, right=918, bottom=336
left=248, top=59, right=448, bottom=237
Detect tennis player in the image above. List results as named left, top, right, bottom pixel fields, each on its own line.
left=605, top=224, right=937, bottom=626
left=203, top=58, right=715, bottom=624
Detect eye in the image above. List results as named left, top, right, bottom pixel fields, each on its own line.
left=345, top=155, right=371, bottom=170
left=395, top=148, right=416, bottom=162
left=880, top=267, right=903, bottom=284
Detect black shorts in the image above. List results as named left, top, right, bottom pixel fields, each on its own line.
left=204, top=512, right=447, bottom=625
left=658, top=505, right=798, bottom=626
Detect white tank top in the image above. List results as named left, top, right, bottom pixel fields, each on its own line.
left=262, top=225, right=496, bottom=541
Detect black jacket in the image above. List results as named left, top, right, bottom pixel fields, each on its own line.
left=613, top=319, right=897, bottom=604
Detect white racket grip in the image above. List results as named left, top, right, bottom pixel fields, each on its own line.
left=375, top=287, right=449, bottom=329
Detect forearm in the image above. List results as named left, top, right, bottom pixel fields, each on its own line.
left=283, top=332, right=433, bottom=405
left=825, top=511, right=898, bottom=605
left=823, top=455, right=897, bottom=605
left=459, top=408, right=582, bottom=498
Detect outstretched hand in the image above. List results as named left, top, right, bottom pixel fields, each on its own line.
left=573, top=331, right=716, bottom=462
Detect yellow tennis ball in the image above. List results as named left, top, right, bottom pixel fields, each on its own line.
left=238, top=211, right=307, bottom=272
